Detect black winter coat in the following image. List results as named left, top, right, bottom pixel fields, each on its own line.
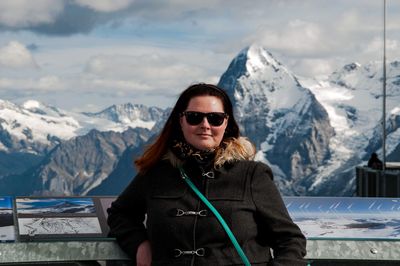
left=107, top=158, right=307, bottom=265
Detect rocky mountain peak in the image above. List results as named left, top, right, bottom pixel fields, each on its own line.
left=22, top=100, right=66, bottom=117
left=82, top=103, right=164, bottom=130
left=245, top=45, right=287, bottom=76
left=219, top=45, right=334, bottom=194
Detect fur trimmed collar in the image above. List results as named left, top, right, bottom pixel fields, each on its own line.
left=164, top=136, right=256, bottom=169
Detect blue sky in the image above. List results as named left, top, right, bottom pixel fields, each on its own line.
left=0, top=0, right=399, bottom=112
left=0, top=196, right=12, bottom=209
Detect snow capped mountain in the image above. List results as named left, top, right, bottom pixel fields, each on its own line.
left=0, top=100, right=166, bottom=184
left=0, top=100, right=165, bottom=154
left=219, top=45, right=334, bottom=194
left=0, top=99, right=81, bottom=154
left=1, top=44, right=399, bottom=197
left=82, top=103, right=164, bottom=130
left=219, top=44, right=400, bottom=196
left=299, top=60, right=400, bottom=195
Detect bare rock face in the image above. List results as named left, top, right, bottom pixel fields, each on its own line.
left=219, top=45, right=334, bottom=195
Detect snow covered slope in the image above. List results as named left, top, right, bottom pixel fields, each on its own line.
left=219, top=45, right=334, bottom=195
left=300, top=61, right=400, bottom=195
left=0, top=100, right=164, bottom=154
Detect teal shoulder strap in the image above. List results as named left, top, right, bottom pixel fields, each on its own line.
left=178, top=167, right=251, bottom=266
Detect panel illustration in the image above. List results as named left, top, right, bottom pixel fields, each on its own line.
left=0, top=196, right=15, bottom=242
left=16, top=197, right=108, bottom=241
left=284, top=196, right=400, bottom=240
left=16, top=197, right=96, bottom=215
left=18, top=217, right=102, bottom=236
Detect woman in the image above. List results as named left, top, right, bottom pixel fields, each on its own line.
left=107, top=83, right=307, bottom=265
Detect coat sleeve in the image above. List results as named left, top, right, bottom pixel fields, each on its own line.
left=250, top=162, right=307, bottom=266
left=107, top=173, right=148, bottom=261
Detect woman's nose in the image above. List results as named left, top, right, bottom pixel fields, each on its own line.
left=200, top=117, right=210, bottom=128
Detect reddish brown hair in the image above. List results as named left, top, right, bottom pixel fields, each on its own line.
left=134, top=83, right=240, bottom=174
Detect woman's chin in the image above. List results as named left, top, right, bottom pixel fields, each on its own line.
left=193, top=143, right=215, bottom=151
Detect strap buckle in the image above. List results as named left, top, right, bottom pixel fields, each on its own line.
left=175, top=208, right=207, bottom=217
left=174, top=248, right=205, bottom=257
left=202, top=171, right=215, bottom=178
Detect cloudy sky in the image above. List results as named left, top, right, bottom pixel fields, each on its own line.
left=0, top=0, right=399, bottom=112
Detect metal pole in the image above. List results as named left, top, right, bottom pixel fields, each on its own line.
left=382, top=0, right=387, bottom=171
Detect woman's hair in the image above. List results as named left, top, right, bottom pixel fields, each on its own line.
left=135, top=83, right=240, bottom=173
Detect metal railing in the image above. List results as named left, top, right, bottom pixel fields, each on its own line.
left=356, top=166, right=400, bottom=197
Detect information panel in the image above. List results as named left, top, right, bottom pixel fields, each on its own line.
left=0, top=196, right=15, bottom=242
left=15, top=197, right=115, bottom=241
left=284, top=196, right=400, bottom=240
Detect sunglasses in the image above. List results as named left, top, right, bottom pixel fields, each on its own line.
left=181, top=111, right=228, bottom=126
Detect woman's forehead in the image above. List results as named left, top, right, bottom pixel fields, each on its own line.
left=186, top=96, right=224, bottom=111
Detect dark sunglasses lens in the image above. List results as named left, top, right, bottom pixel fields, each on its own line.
left=207, top=113, right=225, bottom=126
left=185, top=112, right=203, bottom=125
left=184, top=112, right=226, bottom=126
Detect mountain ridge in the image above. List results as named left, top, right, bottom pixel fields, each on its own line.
left=1, top=44, right=399, bottom=196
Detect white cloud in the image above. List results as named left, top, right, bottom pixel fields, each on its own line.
left=0, top=0, right=64, bottom=27
left=0, top=0, right=398, bottom=111
left=88, top=79, right=151, bottom=91
left=0, top=41, right=38, bottom=69
left=74, top=0, right=134, bottom=12
left=0, top=35, right=222, bottom=110
left=363, top=37, right=383, bottom=55
left=0, top=78, right=13, bottom=88
left=85, top=57, right=107, bottom=73
left=83, top=53, right=208, bottom=92
left=0, top=76, right=63, bottom=91
left=251, top=20, right=330, bottom=56
left=335, top=11, right=363, bottom=33
left=289, top=58, right=335, bottom=78
left=359, top=36, right=400, bottom=65
left=38, top=76, right=64, bottom=90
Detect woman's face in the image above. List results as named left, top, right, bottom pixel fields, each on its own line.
left=180, top=95, right=228, bottom=150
